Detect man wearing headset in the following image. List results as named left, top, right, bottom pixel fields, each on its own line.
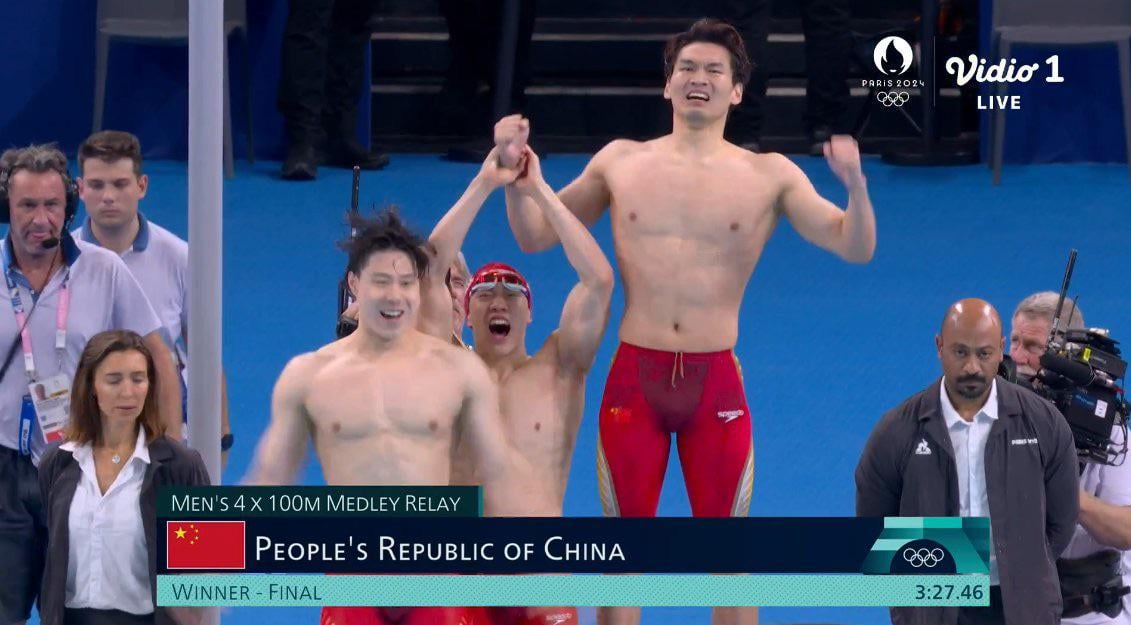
left=0, top=144, right=179, bottom=625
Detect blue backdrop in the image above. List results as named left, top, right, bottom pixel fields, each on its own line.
left=0, top=1, right=288, bottom=161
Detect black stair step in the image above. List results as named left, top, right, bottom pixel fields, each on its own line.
left=372, top=32, right=807, bottom=80
left=370, top=78, right=964, bottom=143
left=371, top=17, right=911, bottom=82
left=371, top=75, right=963, bottom=95
left=372, top=16, right=910, bottom=36
left=370, top=16, right=805, bottom=35
left=374, top=0, right=913, bottom=20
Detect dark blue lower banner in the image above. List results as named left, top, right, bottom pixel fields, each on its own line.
left=158, top=516, right=990, bottom=576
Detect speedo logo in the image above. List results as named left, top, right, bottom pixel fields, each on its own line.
left=717, top=409, right=745, bottom=423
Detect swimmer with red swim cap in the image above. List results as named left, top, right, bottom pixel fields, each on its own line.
left=432, top=146, right=614, bottom=625
left=496, top=18, right=877, bottom=625
left=322, top=147, right=610, bottom=625
left=246, top=178, right=529, bottom=625
left=438, top=147, right=613, bottom=520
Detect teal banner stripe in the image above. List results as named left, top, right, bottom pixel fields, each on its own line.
left=158, top=574, right=991, bottom=607
left=882, top=517, right=987, bottom=529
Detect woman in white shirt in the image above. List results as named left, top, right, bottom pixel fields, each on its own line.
left=38, top=330, right=209, bottom=625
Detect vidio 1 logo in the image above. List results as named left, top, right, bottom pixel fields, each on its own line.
left=865, top=36, right=1067, bottom=111
left=946, top=54, right=1065, bottom=111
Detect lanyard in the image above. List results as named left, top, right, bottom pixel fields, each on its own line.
left=3, top=257, right=70, bottom=380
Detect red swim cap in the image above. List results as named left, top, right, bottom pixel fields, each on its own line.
left=464, top=262, right=533, bottom=313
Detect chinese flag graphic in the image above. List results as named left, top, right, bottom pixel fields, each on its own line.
left=166, top=521, right=246, bottom=570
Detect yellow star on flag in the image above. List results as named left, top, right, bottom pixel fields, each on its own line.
left=175, top=527, right=187, bottom=539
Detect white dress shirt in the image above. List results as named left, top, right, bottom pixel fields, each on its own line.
left=60, top=429, right=154, bottom=614
left=940, top=378, right=1000, bottom=585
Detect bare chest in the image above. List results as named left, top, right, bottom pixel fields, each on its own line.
left=305, top=359, right=463, bottom=441
left=497, top=364, right=580, bottom=452
left=605, top=156, right=779, bottom=244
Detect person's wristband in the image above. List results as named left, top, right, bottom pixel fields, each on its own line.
left=221, top=433, right=234, bottom=451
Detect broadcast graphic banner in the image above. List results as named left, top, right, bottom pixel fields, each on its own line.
left=159, top=488, right=989, bottom=576
left=158, top=487, right=991, bottom=606
left=157, top=574, right=991, bottom=607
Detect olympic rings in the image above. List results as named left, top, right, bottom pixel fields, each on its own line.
left=877, top=91, right=910, bottom=107
left=902, top=547, right=944, bottom=568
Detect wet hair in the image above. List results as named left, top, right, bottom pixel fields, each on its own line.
left=338, top=208, right=430, bottom=279
left=78, top=130, right=143, bottom=176
left=663, top=18, right=753, bottom=87
left=66, top=330, right=164, bottom=445
left=1014, top=291, right=1085, bottom=330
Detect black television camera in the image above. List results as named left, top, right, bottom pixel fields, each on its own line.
left=1001, top=251, right=1128, bottom=466
left=1032, top=327, right=1127, bottom=464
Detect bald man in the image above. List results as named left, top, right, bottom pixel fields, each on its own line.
left=856, top=299, right=1080, bottom=625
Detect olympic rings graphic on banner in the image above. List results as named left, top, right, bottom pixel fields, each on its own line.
left=877, top=91, right=910, bottom=107
left=902, top=547, right=944, bottom=568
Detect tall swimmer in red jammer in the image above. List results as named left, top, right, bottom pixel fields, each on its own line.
left=496, top=18, right=877, bottom=625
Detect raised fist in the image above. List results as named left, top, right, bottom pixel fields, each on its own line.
left=493, top=114, right=530, bottom=169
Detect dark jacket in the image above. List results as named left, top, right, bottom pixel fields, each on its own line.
left=856, top=377, right=1080, bottom=625
left=37, top=436, right=210, bottom=625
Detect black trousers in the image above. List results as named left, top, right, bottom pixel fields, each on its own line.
left=957, top=586, right=1005, bottom=625
left=0, top=445, right=44, bottom=624
left=277, top=0, right=380, bottom=147
left=720, top=0, right=851, bottom=141
left=437, top=0, right=536, bottom=136
left=64, top=608, right=154, bottom=625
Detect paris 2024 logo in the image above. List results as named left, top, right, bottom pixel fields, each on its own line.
left=864, top=35, right=1066, bottom=111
